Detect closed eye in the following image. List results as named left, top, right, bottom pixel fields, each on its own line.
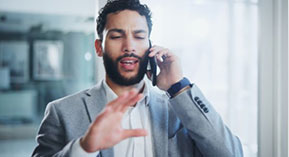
left=110, top=36, right=121, bottom=39
left=135, top=36, right=145, bottom=39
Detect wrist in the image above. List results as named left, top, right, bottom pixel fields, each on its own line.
left=170, top=86, right=191, bottom=98
left=80, top=137, right=99, bottom=153
left=79, top=137, right=89, bottom=152
left=166, top=77, right=192, bottom=98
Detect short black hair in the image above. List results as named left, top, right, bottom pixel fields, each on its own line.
left=96, top=0, right=153, bottom=40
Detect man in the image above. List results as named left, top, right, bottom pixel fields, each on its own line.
left=32, top=0, right=243, bottom=156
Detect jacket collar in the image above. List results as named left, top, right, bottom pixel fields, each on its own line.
left=84, top=81, right=107, bottom=123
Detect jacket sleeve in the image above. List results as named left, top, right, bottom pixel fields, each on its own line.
left=32, top=102, right=76, bottom=157
left=169, top=84, right=243, bottom=157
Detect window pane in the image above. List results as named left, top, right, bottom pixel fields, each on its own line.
left=142, top=0, right=258, bottom=156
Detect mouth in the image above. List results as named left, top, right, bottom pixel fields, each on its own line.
left=119, top=57, right=139, bottom=71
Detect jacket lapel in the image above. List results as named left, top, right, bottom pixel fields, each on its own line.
left=83, top=81, right=107, bottom=123
left=149, top=90, right=169, bottom=157
left=83, top=81, right=114, bottom=157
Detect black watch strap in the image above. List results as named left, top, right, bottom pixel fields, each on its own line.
left=167, top=77, right=192, bottom=98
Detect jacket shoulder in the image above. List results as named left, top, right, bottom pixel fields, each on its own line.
left=46, top=82, right=102, bottom=112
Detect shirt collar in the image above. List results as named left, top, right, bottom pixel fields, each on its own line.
left=102, top=79, right=150, bottom=107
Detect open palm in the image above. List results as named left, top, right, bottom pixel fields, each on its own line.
left=80, top=90, right=147, bottom=152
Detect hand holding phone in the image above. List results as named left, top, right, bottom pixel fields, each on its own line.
left=146, top=42, right=184, bottom=90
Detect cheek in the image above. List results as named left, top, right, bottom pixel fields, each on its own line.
left=104, top=43, right=121, bottom=59
left=137, top=42, right=150, bottom=56
left=138, top=49, right=148, bottom=58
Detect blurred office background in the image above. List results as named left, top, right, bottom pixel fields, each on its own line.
left=0, top=0, right=287, bottom=157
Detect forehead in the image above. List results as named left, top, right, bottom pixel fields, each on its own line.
left=105, top=10, right=149, bottom=32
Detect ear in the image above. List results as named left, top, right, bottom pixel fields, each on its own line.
left=95, top=39, right=103, bottom=57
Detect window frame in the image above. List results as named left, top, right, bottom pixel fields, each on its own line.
left=258, top=0, right=288, bottom=156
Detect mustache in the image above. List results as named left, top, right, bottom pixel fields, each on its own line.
left=116, top=53, right=144, bottom=62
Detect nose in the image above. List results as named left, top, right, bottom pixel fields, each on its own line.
left=122, top=37, right=136, bottom=54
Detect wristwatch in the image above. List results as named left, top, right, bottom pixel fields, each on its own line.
left=166, top=77, right=192, bottom=98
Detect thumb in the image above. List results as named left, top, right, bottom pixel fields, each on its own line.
left=122, top=129, right=147, bottom=139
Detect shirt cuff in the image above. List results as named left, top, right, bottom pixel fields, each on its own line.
left=71, top=138, right=99, bottom=157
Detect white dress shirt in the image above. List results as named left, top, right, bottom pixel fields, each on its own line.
left=71, top=80, right=153, bottom=157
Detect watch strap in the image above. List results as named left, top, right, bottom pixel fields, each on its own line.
left=167, top=77, right=192, bottom=98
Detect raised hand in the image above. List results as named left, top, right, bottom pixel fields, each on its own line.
left=80, top=89, right=147, bottom=153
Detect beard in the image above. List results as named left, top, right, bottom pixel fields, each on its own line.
left=103, top=51, right=149, bottom=86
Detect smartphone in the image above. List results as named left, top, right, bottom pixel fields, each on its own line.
left=147, top=40, right=157, bottom=86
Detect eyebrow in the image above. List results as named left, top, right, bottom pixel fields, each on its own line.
left=107, top=28, right=147, bottom=35
left=108, top=29, right=124, bottom=34
left=133, top=30, right=147, bottom=34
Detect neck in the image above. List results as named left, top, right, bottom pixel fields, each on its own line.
left=105, top=75, right=145, bottom=96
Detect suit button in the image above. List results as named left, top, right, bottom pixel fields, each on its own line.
left=197, top=100, right=202, bottom=104
left=194, top=97, right=199, bottom=101
left=203, top=107, right=209, bottom=113
left=200, top=104, right=205, bottom=109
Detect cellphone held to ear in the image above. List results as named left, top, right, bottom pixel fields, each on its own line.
left=147, top=40, right=157, bottom=86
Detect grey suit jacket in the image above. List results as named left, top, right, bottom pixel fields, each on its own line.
left=32, top=81, right=243, bottom=157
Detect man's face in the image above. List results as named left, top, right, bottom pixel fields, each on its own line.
left=101, top=10, right=150, bottom=86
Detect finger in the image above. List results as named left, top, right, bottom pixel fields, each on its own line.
left=121, top=129, right=148, bottom=139
left=113, top=89, right=139, bottom=111
left=149, top=46, right=164, bottom=57
left=156, top=49, right=169, bottom=62
left=150, top=45, right=161, bottom=51
left=107, top=91, right=130, bottom=107
left=106, top=91, right=138, bottom=114
left=149, top=47, right=171, bottom=61
left=120, top=93, right=143, bottom=112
